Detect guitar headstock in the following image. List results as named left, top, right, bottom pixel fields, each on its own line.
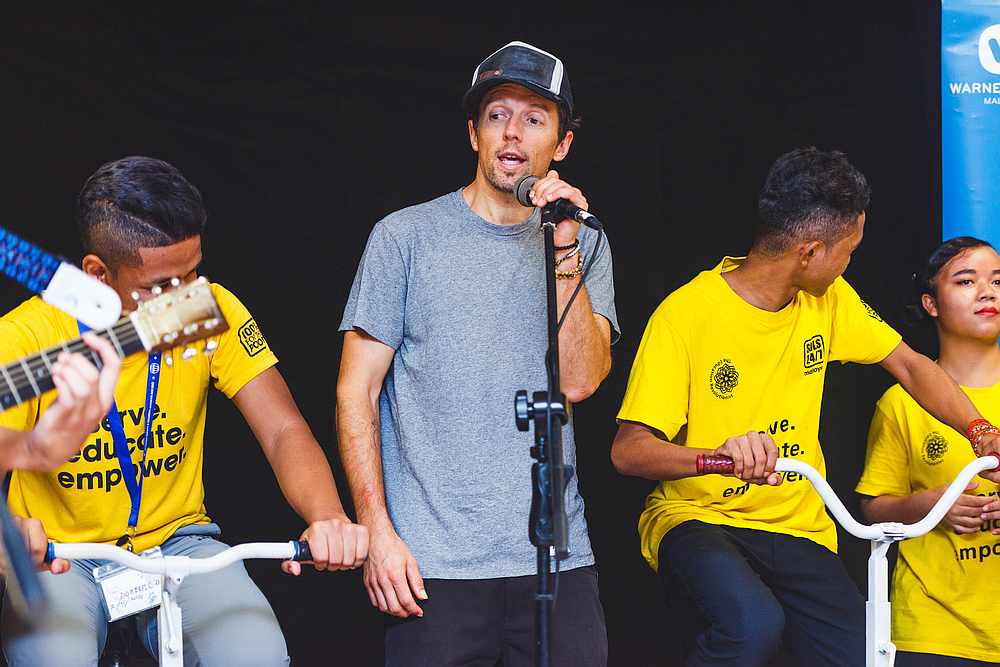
left=130, top=277, right=229, bottom=354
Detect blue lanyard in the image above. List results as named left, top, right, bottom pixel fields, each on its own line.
left=77, top=321, right=161, bottom=545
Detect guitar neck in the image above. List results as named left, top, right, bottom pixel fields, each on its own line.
left=0, top=319, right=146, bottom=411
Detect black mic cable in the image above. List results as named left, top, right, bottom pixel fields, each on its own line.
left=514, top=175, right=607, bottom=333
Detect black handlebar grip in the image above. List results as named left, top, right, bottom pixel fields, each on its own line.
left=293, top=540, right=312, bottom=562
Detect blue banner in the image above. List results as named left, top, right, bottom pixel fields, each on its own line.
left=942, top=1, right=1000, bottom=240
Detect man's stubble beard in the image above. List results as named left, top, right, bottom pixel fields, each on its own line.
left=481, top=156, right=519, bottom=194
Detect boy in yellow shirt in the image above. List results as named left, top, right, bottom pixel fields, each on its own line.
left=0, top=157, right=368, bottom=665
left=613, top=148, right=1000, bottom=666
left=858, top=237, right=1000, bottom=666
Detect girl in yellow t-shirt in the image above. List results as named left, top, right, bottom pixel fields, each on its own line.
left=857, top=237, right=1000, bottom=666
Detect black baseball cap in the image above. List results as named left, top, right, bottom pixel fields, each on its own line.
left=462, top=41, right=574, bottom=118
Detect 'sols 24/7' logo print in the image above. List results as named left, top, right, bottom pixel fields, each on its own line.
left=922, top=432, right=948, bottom=465
left=803, top=334, right=825, bottom=371
left=710, top=359, right=739, bottom=399
left=238, top=318, right=268, bottom=357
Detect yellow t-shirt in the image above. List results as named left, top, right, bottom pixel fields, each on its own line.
left=0, top=283, right=277, bottom=553
left=856, top=382, right=1000, bottom=663
left=617, top=257, right=902, bottom=572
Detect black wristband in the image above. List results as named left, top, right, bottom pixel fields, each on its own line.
left=554, top=240, right=579, bottom=251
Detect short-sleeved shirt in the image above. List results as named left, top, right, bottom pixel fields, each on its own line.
left=857, top=382, right=1000, bottom=662
left=0, top=283, right=277, bottom=554
left=339, top=189, right=619, bottom=579
left=617, top=257, right=901, bottom=572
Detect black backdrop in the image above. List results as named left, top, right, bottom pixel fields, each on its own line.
left=0, top=3, right=944, bottom=665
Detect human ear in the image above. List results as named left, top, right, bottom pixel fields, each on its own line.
left=800, top=241, right=823, bottom=266
left=81, top=254, right=110, bottom=283
left=468, top=119, right=479, bottom=152
left=921, top=293, right=938, bottom=319
left=552, top=130, right=574, bottom=162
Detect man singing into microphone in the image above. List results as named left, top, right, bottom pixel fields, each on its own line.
left=337, top=41, right=618, bottom=665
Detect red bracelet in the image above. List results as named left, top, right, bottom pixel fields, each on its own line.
left=966, top=418, right=993, bottom=441
left=966, top=419, right=1000, bottom=455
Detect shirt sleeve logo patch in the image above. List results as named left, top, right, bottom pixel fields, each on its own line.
left=803, top=334, right=825, bottom=373
left=710, top=358, right=739, bottom=399
left=921, top=431, right=948, bottom=465
left=238, top=317, right=268, bottom=357
left=861, top=300, right=884, bottom=322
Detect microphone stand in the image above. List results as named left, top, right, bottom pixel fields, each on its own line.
left=515, top=206, right=575, bottom=667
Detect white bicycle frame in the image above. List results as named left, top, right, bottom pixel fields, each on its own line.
left=773, top=455, right=999, bottom=667
left=47, top=540, right=309, bottom=667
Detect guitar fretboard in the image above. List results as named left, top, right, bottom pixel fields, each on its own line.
left=0, top=320, right=145, bottom=411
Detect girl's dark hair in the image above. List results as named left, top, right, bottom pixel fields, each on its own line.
left=907, top=236, right=994, bottom=322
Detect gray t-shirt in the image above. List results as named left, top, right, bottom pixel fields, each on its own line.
left=339, top=189, right=619, bottom=579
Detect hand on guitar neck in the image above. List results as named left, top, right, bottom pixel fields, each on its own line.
left=0, top=277, right=229, bottom=473
left=3, top=334, right=120, bottom=473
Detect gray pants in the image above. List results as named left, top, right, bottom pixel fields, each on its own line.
left=1, top=526, right=289, bottom=666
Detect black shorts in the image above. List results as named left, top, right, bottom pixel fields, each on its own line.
left=384, top=565, right=607, bottom=667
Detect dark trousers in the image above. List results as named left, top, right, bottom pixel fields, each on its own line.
left=896, top=652, right=996, bottom=666
left=659, top=520, right=865, bottom=667
left=384, top=565, right=607, bottom=667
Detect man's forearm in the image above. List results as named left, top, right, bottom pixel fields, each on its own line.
left=896, top=354, right=980, bottom=437
left=860, top=490, right=940, bottom=525
left=556, top=277, right=610, bottom=401
left=0, top=428, right=30, bottom=475
left=611, top=425, right=704, bottom=480
left=336, top=392, right=393, bottom=531
left=265, top=423, right=349, bottom=523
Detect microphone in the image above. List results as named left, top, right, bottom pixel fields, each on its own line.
left=514, top=175, right=602, bottom=231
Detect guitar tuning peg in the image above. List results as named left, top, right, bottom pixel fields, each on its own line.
left=183, top=324, right=199, bottom=335
left=152, top=286, right=163, bottom=296
left=164, top=354, right=173, bottom=367
left=204, top=340, right=218, bottom=354
left=170, top=277, right=181, bottom=288
left=182, top=347, right=197, bottom=360
left=131, top=291, right=141, bottom=303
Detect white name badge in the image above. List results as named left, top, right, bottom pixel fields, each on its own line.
left=94, top=546, right=164, bottom=621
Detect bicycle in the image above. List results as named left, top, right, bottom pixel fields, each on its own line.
left=698, top=453, right=1000, bottom=667
left=46, top=538, right=313, bottom=666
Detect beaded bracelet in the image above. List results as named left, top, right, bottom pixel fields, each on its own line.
left=555, top=245, right=581, bottom=266
left=967, top=418, right=1000, bottom=455
left=555, top=252, right=584, bottom=280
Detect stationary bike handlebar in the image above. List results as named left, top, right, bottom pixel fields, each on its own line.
left=698, top=454, right=1000, bottom=540
left=46, top=540, right=313, bottom=575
